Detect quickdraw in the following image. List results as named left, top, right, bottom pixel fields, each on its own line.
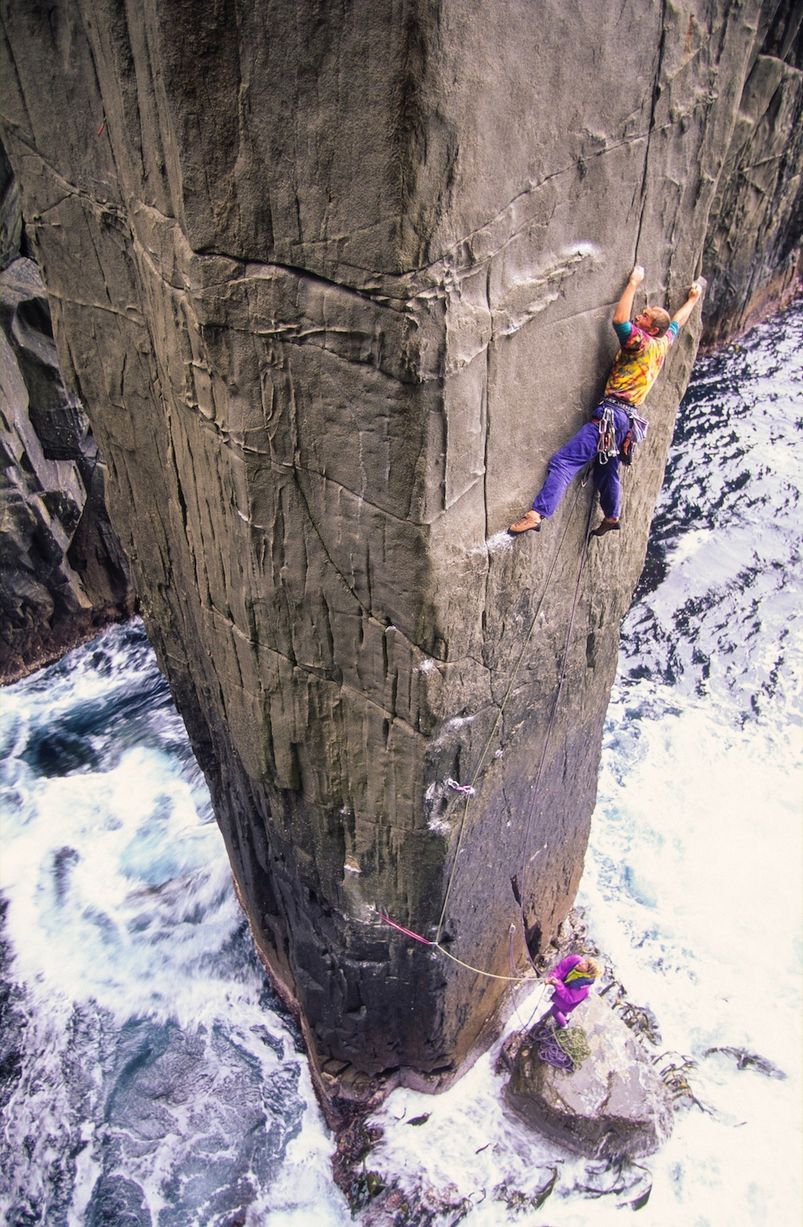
left=596, top=404, right=618, bottom=465
left=598, top=402, right=649, bottom=468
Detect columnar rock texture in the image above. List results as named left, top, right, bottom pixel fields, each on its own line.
left=1, top=142, right=133, bottom=683
left=703, top=0, right=802, bottom=345
left=0, top=1, right=798, bottom=1092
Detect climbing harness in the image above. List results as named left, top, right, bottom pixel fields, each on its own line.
left=597, top=400, right=649, bottom=468
left=600, top=400, right=650, bottom=468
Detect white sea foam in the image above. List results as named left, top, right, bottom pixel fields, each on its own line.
left=0, top=627, right=342, bottom=1224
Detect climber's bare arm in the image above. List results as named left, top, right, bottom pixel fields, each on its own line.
left=612, top=265, right=645, bottom=326
left=671, top=280, right=704, bottom=329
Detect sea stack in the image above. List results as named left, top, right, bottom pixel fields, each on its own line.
left=1, top=0, right=799, bottom=1100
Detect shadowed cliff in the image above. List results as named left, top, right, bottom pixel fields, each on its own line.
left=0, top=143, right=134, bottom=682
left=0, top=0, right=799, bottom=1103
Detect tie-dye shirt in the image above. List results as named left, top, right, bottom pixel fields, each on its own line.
left=604, top=319, right=679, bottom=406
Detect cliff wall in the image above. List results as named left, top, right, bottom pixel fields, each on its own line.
left=703, top=1, right=801, bottom=343
left=0, top=144, right=133, bottom=682
left=0, top=0, right=799, bottom=1098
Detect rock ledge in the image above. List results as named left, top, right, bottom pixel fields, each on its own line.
left=503, top=994, right=673, bottom=1159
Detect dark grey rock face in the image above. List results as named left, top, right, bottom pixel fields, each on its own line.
left=703, top=1, right=802, bottom=344
left=0, top=141, right=24, bottom=269
left=0, top=254, right=133, bottom=682
left=0, top=1, right=798, bottom=1094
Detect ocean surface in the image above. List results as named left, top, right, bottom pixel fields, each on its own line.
left=1, top=300, right=801, bottom=1226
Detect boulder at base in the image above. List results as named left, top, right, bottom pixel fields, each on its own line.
left=504, top=995, right=673, bottom=1159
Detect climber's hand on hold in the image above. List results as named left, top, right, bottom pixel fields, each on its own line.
left=672, top=276, right=707, bottom=329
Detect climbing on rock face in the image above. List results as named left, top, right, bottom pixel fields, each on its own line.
left=509, top=263, right=705, bottom=539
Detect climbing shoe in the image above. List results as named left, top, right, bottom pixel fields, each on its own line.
left=509, top=510, right=542, bottom=535
left=591, top=517, right=621, bottom=537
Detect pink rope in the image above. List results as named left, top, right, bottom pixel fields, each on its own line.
left=378, top=913, right=434, bottom=946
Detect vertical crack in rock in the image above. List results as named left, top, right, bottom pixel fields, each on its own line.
left=635, top=0, right=668, bottom=256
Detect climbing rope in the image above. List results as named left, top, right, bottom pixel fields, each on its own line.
left=378, top=912, right=548, bottom=984
left=533, top=1019, right=591, bottom=1071
left=435, top=469, right=594, bottom=946
left=554, top=1024, right=591, bottom=1068
left=379, top=457, right=602, bottom=983
left=518, top=491, right=596, bottom=859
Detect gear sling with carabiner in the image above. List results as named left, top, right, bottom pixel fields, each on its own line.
left=597, top=401, right=648, bottom=467
left=596, top=403, right=619, bottom=464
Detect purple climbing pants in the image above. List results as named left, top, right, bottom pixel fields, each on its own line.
left=547, top=1004, right=573, bottom=1028
left=532, top=400, right=631, bottom=520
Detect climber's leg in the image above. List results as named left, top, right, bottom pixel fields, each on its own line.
left=532, top=421, right=600, bottom=518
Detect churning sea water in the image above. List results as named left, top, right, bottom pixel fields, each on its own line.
left=1, top=301, right=801, bottom=1226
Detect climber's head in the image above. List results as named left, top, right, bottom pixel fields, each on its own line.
left=635, top=305, right=671, bottom=337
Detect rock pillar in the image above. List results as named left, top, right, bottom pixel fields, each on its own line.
left=0, top=0, right=795, bottom=1095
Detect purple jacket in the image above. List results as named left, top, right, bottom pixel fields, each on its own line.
left=549, top=955, right=591, bottom=1014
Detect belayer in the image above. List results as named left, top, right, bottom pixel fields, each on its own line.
left=545, top=954, right=601, bottom=1028
left=509, top=265, right=704, bottom=538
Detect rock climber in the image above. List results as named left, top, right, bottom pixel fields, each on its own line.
left=509, top=265, right=704, bottom=538
left=545, top=954, right=600, bottom=1028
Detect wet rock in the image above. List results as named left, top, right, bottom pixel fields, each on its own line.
left=332, top=1114, right=385, bottom=1199
left=571, top=1157, right=654, bottom=1211
left=358, top=1178, right=472, bottom=1227
left=705, top=1045, right=787, bottom=1079
left=504, top=995, right=673, bottom=1159
left=494, top=1166, right=559, bottom=1214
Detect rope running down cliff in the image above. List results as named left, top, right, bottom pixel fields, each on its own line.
left=379, top=466, right=598, bottom=983
left=434, top=471, right=597, bottom=949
